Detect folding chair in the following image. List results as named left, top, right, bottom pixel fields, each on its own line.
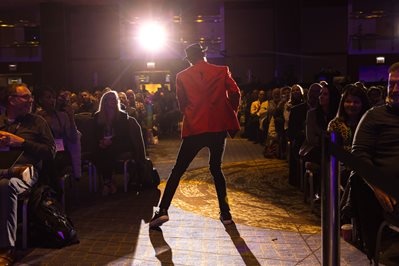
left=374, top=214, right=399, bottom=265
left=74, top=112, right=98, bottom=192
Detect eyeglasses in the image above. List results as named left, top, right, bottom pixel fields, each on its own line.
left=10, top=94, right=33, bottom=100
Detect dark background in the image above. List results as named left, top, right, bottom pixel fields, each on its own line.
left=0, top=0, right=397, bottom=91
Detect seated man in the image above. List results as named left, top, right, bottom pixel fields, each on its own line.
left=350, top=62, right=399, bottom=261
left=0, top=83, right=55, bottom=265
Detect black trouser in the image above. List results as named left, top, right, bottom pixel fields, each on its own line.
left=288, top=139, right=302, bottom=187
left=351, top=174, right=384, bottom=259
left=95, top=145, right=136, bottom=184
left=95, top=145, right=118, bottom=184
left=95, top=133, right=146, bottom=184
left=159, top=131, right=230, bottom=213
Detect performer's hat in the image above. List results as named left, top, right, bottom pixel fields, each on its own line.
left=184, top=43, right=208, bottom=60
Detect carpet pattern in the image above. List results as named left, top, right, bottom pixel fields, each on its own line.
left=160, top=159, right=321, bottom=234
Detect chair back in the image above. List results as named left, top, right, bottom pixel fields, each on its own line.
left=74, top=112, right=96, bottom=156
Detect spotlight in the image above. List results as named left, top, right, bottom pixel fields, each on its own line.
left=138, top=21, right=167, bottom=52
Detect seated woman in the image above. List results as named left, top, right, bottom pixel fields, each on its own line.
left=327, top=84, right=370, bottom=187
left=300, top=83, right=340, bottom=197
left=284, top=84, right=305, bottom=186
left=36, top=87, right=80, bottom=192
left=93, top=90, right=146, bottom=196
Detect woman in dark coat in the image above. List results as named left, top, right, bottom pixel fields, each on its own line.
left=93, top=90, right=146, bottom=196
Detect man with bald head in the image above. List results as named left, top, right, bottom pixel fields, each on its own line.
left=0, top=83, right=55, bottom=265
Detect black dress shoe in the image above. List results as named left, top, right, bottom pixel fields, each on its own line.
left=0, top=247, right=15, bottom=266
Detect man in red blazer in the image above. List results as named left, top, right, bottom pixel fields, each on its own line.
left=150, top=43, right=241, bottom=228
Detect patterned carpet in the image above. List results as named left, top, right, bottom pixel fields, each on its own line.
left=160, top=159, right=321, bottom=234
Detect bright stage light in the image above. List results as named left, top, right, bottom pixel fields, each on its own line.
left=138, top=22, right=166, bottom=52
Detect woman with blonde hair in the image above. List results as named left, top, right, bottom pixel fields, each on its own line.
left=93, top=90, right=146, bottom=196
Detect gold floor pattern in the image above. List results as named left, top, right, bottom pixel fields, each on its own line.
left=159, top=159, right=321, bottom=234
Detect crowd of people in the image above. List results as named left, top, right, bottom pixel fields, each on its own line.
left=0, top=82, right=182, bottom=265
left=54, top=86, right=181, bottom=146
left=0, top=57, right=398, bottom=264
left=239, top=80, right=384, bottom=188
left=238, top=67, right=399, bottom=262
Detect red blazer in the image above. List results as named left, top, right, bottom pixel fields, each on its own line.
left=176, top=60, right=241, bottom=138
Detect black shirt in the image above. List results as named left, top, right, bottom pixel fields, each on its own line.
left=352, top=105, right=399, bottom=180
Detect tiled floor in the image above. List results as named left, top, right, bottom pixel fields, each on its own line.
left=15, top=137, right=378, bottom=265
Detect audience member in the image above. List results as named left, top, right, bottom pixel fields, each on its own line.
left=327, top=84, right=370, bottom=187
left=118, top=91, right=137, bottom=118
left=242, top=89, right=258, bottom=140
left=125, top=89, right=136, bottom=105
left=319, top=80, right=328, bottom=87
left=307, top=83, right=322, bottom=109
left=289, top=83, right=322, bottom=185
left=349, top=62, right=399, bottom=261
left=69, top=92, right=80, bottom=113
left=93, top=91, right=146, bottom=196
left=265, top=86, right=289, bottom=158
left=152, top=88, right=180, bottom=136
left=56, top=90, right=71, bottom=112
left=301, top=83, right=340, bottom=197
left=354, top=81, right=367, bottom=92
left=0, top=83, right=55, bottom=265
left=77, top=91, right=97, bottom=114
left=93, top=90, right=103, bottom=102
left=143, top=94, right=155, bottom=145
left=367, top=86, right=384, bottom=107
left=284, top=84, right=304, bottom=133
left=263, top=88, right=281, bottom=158
left=36, top=87, right=81, bottom=183
left=303, top=83, right=340, bottom=161
left=259, top=88, right=280, bottom=138
left=249, top=89, right=266, bottom=143
left=134, top=93, right=148, bottom=146
left=287, top=84, right=312, bottom=186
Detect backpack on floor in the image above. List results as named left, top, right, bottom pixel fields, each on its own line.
left=128, top=158, right=160, bottom=189
left=142, top=158, right=160, bottom=189
left=28, top=185, right=79, bottom=248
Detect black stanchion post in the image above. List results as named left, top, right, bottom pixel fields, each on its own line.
left=321, top=132, right=340, bottom=265
left=321, top=132, right=328, bottom=265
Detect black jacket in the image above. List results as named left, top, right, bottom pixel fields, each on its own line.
left=93, top=111, right=146, bottom=163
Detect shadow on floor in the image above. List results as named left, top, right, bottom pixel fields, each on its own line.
left=224, top=222, right=261, bottom=266
left=149, top=227, right=174, bottom=265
